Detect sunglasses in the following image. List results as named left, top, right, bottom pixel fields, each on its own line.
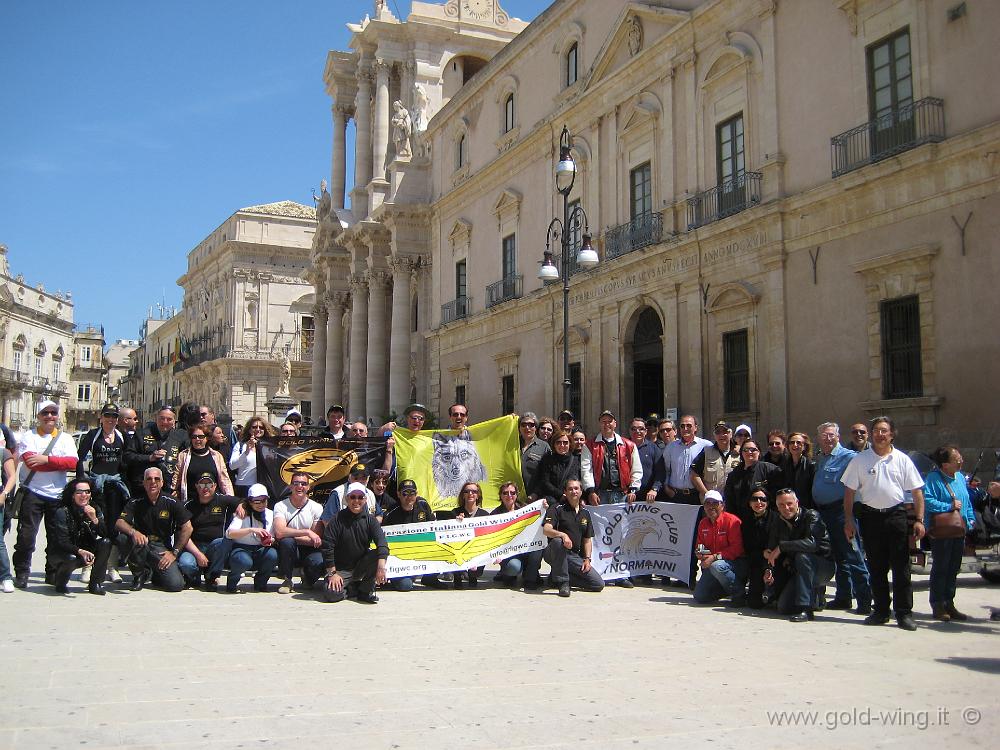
left=451, top=412, right=468, bottom=418
left=500, top=490, right=518, bottom=496
left=249, top=497, right=268, bottom=503
left=554, top=440, right=570, bottom=445
left=750, top=496, right=768, bottom=503
left=290, top=480, right=309, bottom=487
left=409, top=415, right=426, bottom=421
left=73, top=488, right=93, bottom=495
left=768, top=441, right=783, bottom=447
left=39, top=410, right=58, bottom=417
left=520, top=422, right=537, bottom=428
left=743, top=447, right=760, bottom=454
left=191, top=434, right=207, bottom=439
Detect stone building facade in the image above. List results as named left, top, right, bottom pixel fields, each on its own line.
left=310, top=0, right=999, bottom=451
left=0, top=245, right=73, bottom=429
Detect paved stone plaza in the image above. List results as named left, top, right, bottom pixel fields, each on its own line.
left=1, top=549, right=998, bottom=750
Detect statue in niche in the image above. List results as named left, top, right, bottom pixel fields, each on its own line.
left=392, top=101, right=412, bottom=158
left=412, top=84, right=429, bottom=133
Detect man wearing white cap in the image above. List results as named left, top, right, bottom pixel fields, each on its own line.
left=691, top=490, right=747, bottom=604
left=320, top=482, right=388, bottom=603
left=12, top=400, right=79, bottom=589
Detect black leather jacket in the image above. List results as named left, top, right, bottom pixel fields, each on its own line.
left=768, top=508, right=833, bottom=562
left=51, top=504, right=108, bottom=556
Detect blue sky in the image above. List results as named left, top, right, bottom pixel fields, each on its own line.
left=0, top=0, right=546, bottom=345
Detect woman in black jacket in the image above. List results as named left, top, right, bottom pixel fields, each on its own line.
left=50, top=477, right=112, bottom=595
left=723, top=439, right=783, bottom=524
left=741, top=489, right=780, bottom=608
left=784, top=432, right=816, bottom=508
left=529, top=429, right=581, bottom=502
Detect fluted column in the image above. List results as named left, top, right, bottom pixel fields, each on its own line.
left=331, top=104, right=352, bottom=209
left=387, top=255, right=414, bottom=416
left=310, top=302, right=328, bottom=415
left=354, top=66, right=373, bottom=213
left=372, top=59, right=391, bottom=180
left=365, top=270, right=390, bottom=421
left=325, top=292, right=348, bottom=409
left=347, top=276, right=369, bottom=418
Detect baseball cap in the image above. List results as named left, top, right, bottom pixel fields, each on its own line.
left=558, top=410, right=574, bottom=421
left=36, top=399, right=58, bottom=414
left=101, top=403, right=120, bottom=417
left=196, top=472, right=217, bottom=485
left=345, top=482, right=368, bottom=498
left=248, top=483, right=269, bottom=498
left=704, top=490, right=725, bottom=504
left=405, top=403, right=429, bottom=417
left=398, top=479, right=418, bottom=494
left=714, top=421, right=731, bottom=434
left=599, top=410, right=615, bottom=421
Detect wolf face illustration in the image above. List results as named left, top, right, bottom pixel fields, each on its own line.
left=431, top=432, right=487, bottom=499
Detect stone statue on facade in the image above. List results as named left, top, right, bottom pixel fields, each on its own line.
left=277, top=350, right=291, bottom=396
left=314, top=179, right=332, bottom=223
left=412, top=84, right=429, bottom=133
left=392, top=101, right=412, bottom=158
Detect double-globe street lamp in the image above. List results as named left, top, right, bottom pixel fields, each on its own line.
left=538, top=126, right=599, bottom=412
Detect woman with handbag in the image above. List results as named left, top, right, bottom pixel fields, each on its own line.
left=924, top=445, right=976, bottom=621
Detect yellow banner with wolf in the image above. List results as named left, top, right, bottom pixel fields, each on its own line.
left=393, top=415, right=525, bottom=512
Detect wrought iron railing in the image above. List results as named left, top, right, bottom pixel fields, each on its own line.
left=686, top=171, right=763, bottom=230
left=486, top=275, right=523, bottom=308
left=831, top=97, right=945, bottom=178
left=605, top=212, right=664, bottom=260
left=0, top=366, right=29, bottom=387
left=441, top=296, right=471, bottom=324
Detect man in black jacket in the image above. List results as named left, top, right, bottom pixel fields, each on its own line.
left=123, top=405, right=189, bottom=492
left=321, top=483, right=388, bottom=603
left=764, top=489, right=836, bottom=622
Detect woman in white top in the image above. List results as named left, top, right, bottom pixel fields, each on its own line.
left=224, top=483, right=278, bottom=592
left=229, top=417, right=274, bottom=497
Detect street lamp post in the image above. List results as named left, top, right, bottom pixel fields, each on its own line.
left=538, top=126, right=599, bottom=412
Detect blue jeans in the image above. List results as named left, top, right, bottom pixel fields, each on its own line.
left=816, top=502, right=871, bottom=604
left=693, top=557, right=748, bottom=603
left=597, top=488, right=626, bottom=505
left=499, top=549, right=543, bottom=582
left=227, top=544, right=278, bottom=591
left=929, top=537, right=963, bottom=607
left=177, top=538, right=233, bottom=585
left=0, top=505, right=11, bottom=581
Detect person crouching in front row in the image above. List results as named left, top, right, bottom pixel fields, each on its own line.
left=542, top=479, right=604, bottom=598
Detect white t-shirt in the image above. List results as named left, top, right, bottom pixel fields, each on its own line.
left=841, top=447, right=924, bottom=510
left=16, top=429, right=78, bottom=500
left=273, top=498, right=323, bottom=530
left=226, top=508, right=274, bottom=545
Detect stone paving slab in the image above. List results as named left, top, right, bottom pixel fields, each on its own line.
left=1, top=552, right=998, bottom=750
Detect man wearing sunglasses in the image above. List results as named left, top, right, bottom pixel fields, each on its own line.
left=115, top=467, right=193, bottom=592
left=125, top=404, right=189, bottom=492
left=519, top=411, right=551, bottom=493
left=272, top=472, right=325, bottom=594
left=12, top=400, right=79, bottom=589
left=320, top=482, right=388, bottom=603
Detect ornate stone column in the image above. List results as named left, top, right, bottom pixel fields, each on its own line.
left=325, top=292, right=349, bottom=410
left=372, top=58, right=392, bottom=181
left=331, top=103, right=352, bottom=209
left=365, top=270, right=390, bottom=421
left=387, top=255, right=414, bottom=416
left=347, top=275, right=369, bottom=418
left=354, top=66, right=373, bottom=214
left=310, top=302, right=328, bottom=415
left=401, top=60, right=416, bottom=110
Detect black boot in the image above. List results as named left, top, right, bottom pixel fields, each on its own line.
left=53, top=563, right=76, bottom=594
left=88, top=541, right=112, bottom=596
left=129, top=567, right=151, bottom=591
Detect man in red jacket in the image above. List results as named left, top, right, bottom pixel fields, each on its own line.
left=692, top=490, right=747, bottom=604
left=12, top=400, right=80, bottom=589
left=588, top=410, right=643, bottom=588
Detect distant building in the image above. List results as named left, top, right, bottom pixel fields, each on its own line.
left=66, top=324, right=107, bottom=432
left=121, top=201, right=316, bottom=427
left=0, top=244, right=73, bottom=429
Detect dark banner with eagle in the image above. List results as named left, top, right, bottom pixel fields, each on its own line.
left=256, top=436, right=387, bottom=505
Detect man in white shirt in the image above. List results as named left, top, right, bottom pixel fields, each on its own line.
left=842, top=416, right=925, bottom=631
left=273, top=472, right=325, bottom=594
left=13, top=400, right=79, bottom=589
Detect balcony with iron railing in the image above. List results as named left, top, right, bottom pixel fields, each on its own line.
left=604, top=211, right=664, bottom=260
left=486, top=275, right=523, bottom=308
left=686, top=171, right=763, bottom=230
left=831, top=97, right=945, bottom=178
left=173, top=342, right=313, bottom=374
left=441, top=296, right=471, bottom=324
left=0, top=366, right=29, bottom=388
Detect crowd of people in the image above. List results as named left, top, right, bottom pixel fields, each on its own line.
left=0, top=397, right=993, bottom=629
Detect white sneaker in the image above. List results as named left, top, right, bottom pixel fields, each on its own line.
left=108, top=568, right=123, bottom=583
left=1, top=579, right=14, bottom=593
left=80, top=565, right=92, bottom=584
